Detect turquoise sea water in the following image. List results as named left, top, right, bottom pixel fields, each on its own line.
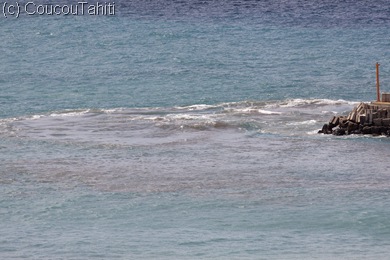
left=1, top=1, right=390, bottom=259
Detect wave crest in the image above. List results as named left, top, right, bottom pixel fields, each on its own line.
left=1, top=98, right=357, bottom=138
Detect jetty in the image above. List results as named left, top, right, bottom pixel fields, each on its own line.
left=319, top=63, right=390, bottom=136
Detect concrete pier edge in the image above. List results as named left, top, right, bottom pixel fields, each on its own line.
left=319, top=98, right=390, bottom=137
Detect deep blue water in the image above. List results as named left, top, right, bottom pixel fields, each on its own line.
left=1, top=1, right=390, bottom=259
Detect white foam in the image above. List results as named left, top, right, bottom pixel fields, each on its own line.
left=307, top=129, right=321, bottom=135
left=174, top=104, right=217, bottom=111
left=257, top=109, right=282, bottom=115
left=102, top=108, right=120, bottom=113
left=321, top=111, right=338, bottom=114
left=267, top=98, right=359, bottom=108
left=223, top=107, right=282, bottom=115
left=0, top=117, right=18, bottom=124
left=287, top=120, right=317, bottom=126
left=166, top=114, right=214, bottom=120
left=49, top=109, right=90, bottom=117
left=31, top=114, right=45, bottom=120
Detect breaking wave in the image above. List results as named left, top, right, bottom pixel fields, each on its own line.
left=265, top=98, right=360, bottom=108
left=1, top=98, right=357, bottom=140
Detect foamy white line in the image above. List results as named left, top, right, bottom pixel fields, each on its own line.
left=223, top=107, right=282, bottom=115
left=266, top=98, right=360, bottom=108
left=165, top=114, right=216, bottom=120
left=307, top=129, right=321, bottom=135
left=0, top=117, right=19, bottom=124
left=287, top=120, right=317, bottom=126
left=125, top=98, right=361, bottom=115
left=321, top=111, right=339, bottom=114
left=49, top=109, right=90, bottom=117
left=174, top=104, right=217, bottom=111
left=31, top=114, right=45, bottom=119
left=257, top=109, right=282, bottom=115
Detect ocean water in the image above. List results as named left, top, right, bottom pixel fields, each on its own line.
left=1, top=1, right=390, bottom=259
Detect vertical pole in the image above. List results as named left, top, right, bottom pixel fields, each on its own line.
left=376, top=62, right=380, bottom=102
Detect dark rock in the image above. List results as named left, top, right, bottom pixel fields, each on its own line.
left=380, top=127, right=388, bottom=135
left=350, top=129, right=362, bottom=135
left=332, top=128, right=346, bottom=136
left=319, top=123, right=333, bottom=134
left=371, top=126, right=382, bottom=135
left=339, top=118, right=348, bottom=128
left=362, top=126, right=372, bottom=135
left=347, top=122, right=359, bottom=133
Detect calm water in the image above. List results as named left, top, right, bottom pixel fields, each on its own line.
left=1, top=1, right=390, bottom=259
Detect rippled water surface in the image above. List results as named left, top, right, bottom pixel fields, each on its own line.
left=1, top=1, right=390, bottom=259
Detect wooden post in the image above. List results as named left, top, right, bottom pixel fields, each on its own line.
left=376, top=62, right=380, bottom=102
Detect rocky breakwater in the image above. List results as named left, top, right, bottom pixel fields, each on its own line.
left=319, top=102, right=390, bottom=136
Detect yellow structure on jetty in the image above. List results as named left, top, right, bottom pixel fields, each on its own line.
left=373, top=62, right=390, bottom=104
